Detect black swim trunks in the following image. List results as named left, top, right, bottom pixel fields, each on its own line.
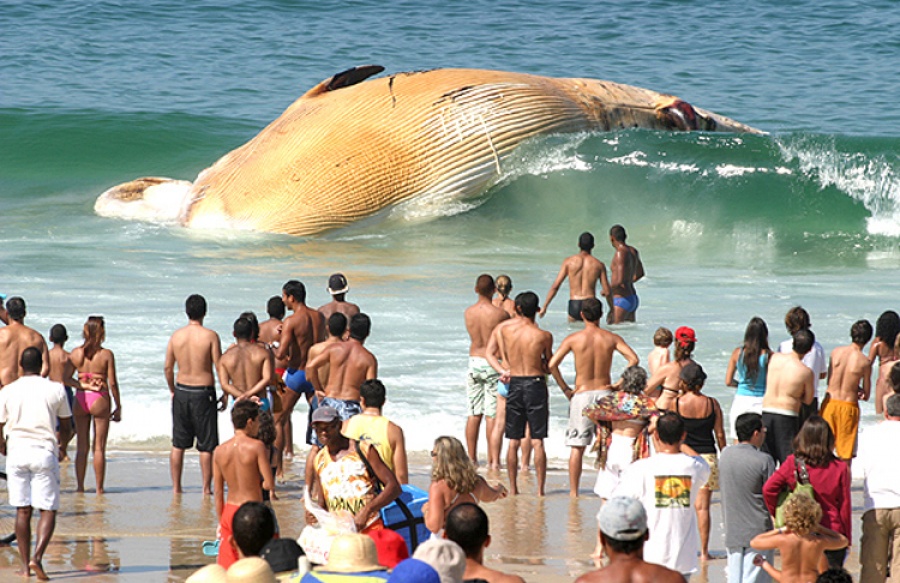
left=505, top=376, right=549, bottom=440
left=567, top=299, right=584, bottom=321
left=761, top=410, right=799, bottom=464
left=172, top=383, right=219, bottom=452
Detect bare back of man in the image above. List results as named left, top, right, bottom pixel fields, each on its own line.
left=318, top=299, right=360, bottom=322
left=166, top=324, right=221, bottom=388
left=465, top=302, right=509, bottom=358
left=214, top=432, right=273, bottom=507
left=499, top=321, right=552, bottom=378
left=764, top=353, right=815, bottom=414
left=309, top=340, right=377, bottom=402
left=576, top=556, right=685, bottom=583
left=551, top=326, right=638, bottom=393
left=541, top=252, right=610, bottom=321
left=219, top=342, right=273, bottom=403
left=0, top=322, right=49, bottom=386
left=827, top=343, right=872, bottom=403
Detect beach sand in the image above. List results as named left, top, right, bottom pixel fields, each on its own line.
left=0, top=450, right=865, bottom=582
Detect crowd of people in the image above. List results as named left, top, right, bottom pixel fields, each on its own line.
left=2, top=224, right=900, bottom=582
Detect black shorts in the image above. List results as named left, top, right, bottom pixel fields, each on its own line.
left=505, top=376, right=549, bottom=440
left=172, top=384, right=219, bottom=452
left=761, top=410, right=799, bottom=464
left=568, top=299, right=584, bottom=321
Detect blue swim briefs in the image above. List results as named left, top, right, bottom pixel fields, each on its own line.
left=283, top=368, right=314, bottom=395
left=613, top=294, right=639, bottom=313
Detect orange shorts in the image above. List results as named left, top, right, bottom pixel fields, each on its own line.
left=820, top=395, right=860, bottom=459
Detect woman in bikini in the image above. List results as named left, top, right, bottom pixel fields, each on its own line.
left=424, top=436, right=507, bottom=535
left=869, top=311, right=899, bottom=415
left=645, top=326, right=697, bottom=410
left=69, top=316, right=122, bottom=494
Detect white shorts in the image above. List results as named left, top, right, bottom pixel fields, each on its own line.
left=565, top=389, right=608, bottom=447
left=729, top=394, right=764, bottom=440
left=7, top=444, right=61, bottom=511
left=594, top=433, right=636, bottom=499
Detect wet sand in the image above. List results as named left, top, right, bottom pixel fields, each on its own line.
left=0, top=450, right=865, bottom=582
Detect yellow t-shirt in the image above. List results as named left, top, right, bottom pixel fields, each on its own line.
left=343, top=414, right=393, bottom=472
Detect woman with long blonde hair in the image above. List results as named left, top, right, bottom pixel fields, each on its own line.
left=424, top=436, right=506, bottom=534
left=69, top=316, right=122, bottom=494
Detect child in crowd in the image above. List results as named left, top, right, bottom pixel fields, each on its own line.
left=48, top=323, right=77, bottom=461
left=750, top=494, right=847, bottom=583
left=256, top=410, right=278, bottom=503
left=647, top=327, right=673, bottom=374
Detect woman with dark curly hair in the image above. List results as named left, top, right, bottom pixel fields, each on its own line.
left=762, top=416, right=851, bottom=568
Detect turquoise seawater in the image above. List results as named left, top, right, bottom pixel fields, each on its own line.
left=1, top=0, right=899, bottom=456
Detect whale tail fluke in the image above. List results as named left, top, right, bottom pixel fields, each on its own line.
left=94, top=177, right=195, bottom=224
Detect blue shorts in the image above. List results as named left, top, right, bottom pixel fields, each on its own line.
left=284, top=368, right=314, bottom=395
left=613, top=294, right=639, bottom=313
left=497, top=380, right=509, bottom=399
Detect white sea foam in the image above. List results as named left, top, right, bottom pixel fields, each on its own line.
left=776, top=136, right=900, bottom=237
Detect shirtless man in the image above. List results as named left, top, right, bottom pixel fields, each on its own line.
left=218, top=317, right=274, bottom=408
left=608, top=225, right=645, bottom=324
left=540, top=232, right=610, bottom=322
left=762, top=329, right=815, bottom=464
left=548, top=298, right=639, bottom=496
left=464, top=274, right=510, bottom=469
left=212, top=400, right=274, bottom=569
left=486, top=292, right=553, bottom=496
left=0, top=297, right=49, bottom=386
left=164, top=294, right=223, bottom=495
left=273, top=280, right=322, bottom=456
left=317, top=273, right=360, bottom=323
left=576, top=497, right=686, bottom=583
left=307, top=313, right=377, bottom=414
left=821, top=320, right=872, bottom=464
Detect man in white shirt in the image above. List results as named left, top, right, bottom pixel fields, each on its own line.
left=777, top=306, right=827, bottom=412
left=0, top=347, right=72, bottom=580
left=858, top=394, right=900, bottom=583
left=615, top=412, right=710, bottom=579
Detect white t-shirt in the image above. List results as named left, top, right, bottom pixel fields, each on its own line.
left=614, top=452, right=710, bottom=574
left=859, top=420, right=900, bottom=512
left=779, top=339, right=827, bottom=394
left=0, top=375, right=72, bottom=454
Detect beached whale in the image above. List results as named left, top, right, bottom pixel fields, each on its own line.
left=95, top=66, right=763, bottom=236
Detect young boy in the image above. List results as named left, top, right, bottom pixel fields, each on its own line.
left=647, top=327, right=673, bottom=375
left=48, top=324, right=77, bottom=460
left=751, top=494, right=847, bottom=583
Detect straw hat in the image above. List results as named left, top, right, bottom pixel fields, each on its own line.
left=186, top=564, right=227, bottom=583
left=227, top=557, right=276, bottom=583
left=317, top=533, right=385, bottom=573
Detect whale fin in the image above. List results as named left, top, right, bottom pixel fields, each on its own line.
left=302, top=65, right=385, bottom=98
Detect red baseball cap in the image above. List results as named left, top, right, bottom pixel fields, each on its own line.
left=367, top=528, right=409, bottom=568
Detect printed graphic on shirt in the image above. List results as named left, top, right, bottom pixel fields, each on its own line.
left=654, top=475, right=691, bottom=508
